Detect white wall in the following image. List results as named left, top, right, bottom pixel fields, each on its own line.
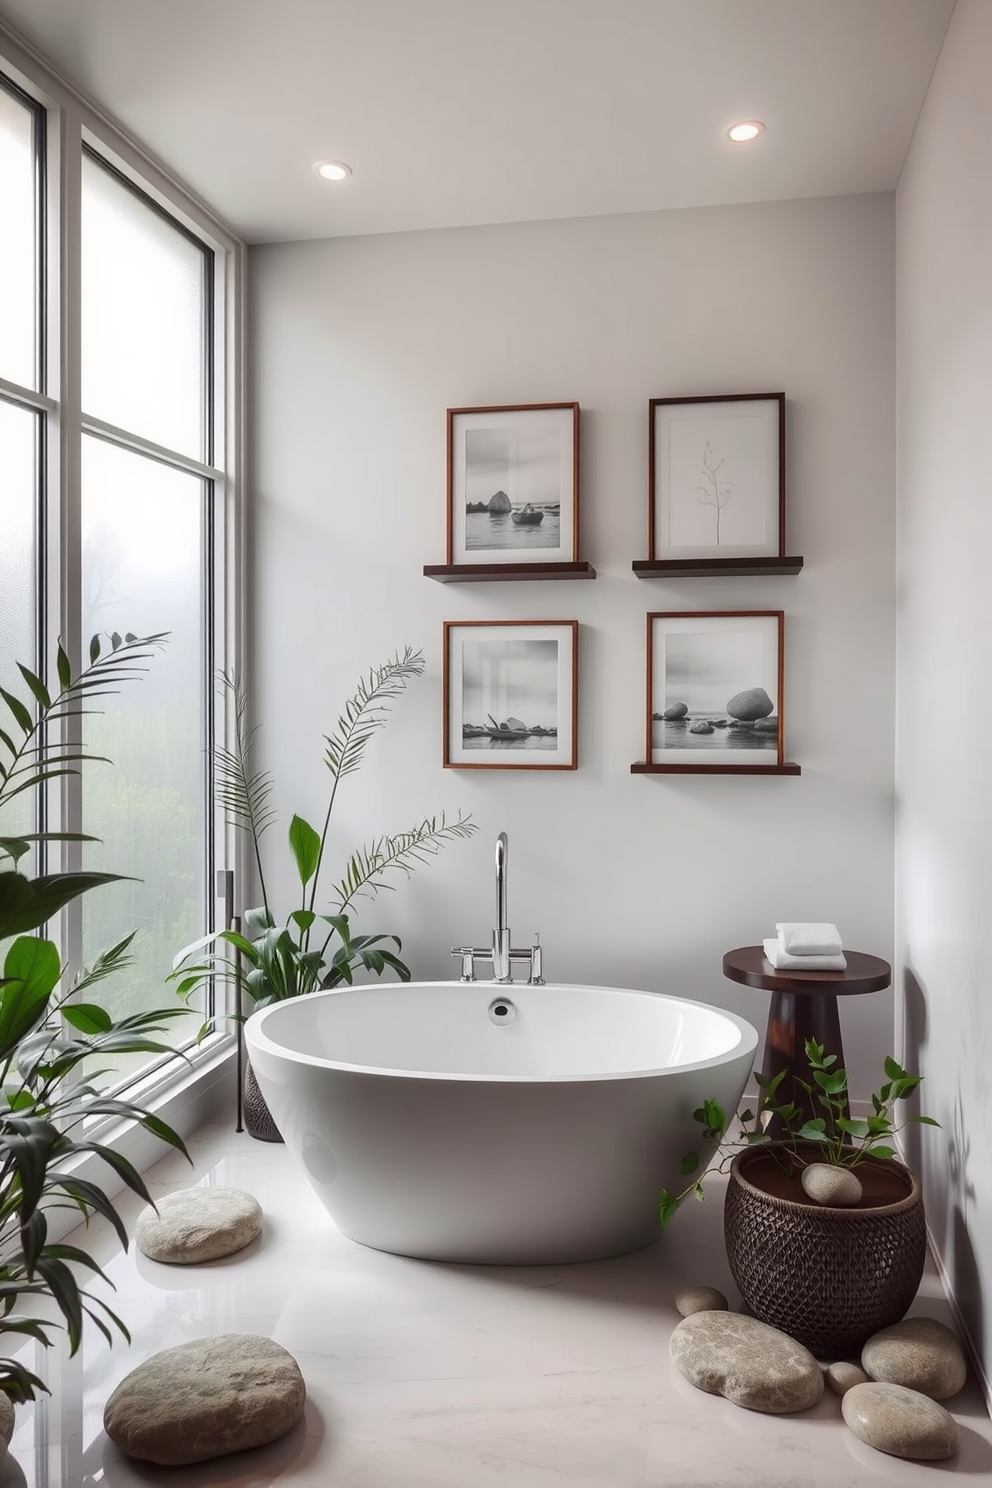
left=250, top=191, right=896, bottom=1099
left=896, top=0, right=992, bottom=1387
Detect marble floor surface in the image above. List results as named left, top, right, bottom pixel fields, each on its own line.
left=3, top=1112, right=990, bottom=1487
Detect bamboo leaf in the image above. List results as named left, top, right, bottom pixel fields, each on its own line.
left=56, top=641, right=72, bottom=690
left=16, top=664, right=50, bottom=711
left=0, top=687, right=34, bottom=735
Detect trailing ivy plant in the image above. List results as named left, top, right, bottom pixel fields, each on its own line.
left=171, top=648, right=476, bottom=1018
left=657, top=1039, right=939, bottom=1229
left=0, top=633, right=190, bottom=1401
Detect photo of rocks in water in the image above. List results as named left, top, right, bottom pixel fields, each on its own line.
left=650, top=619, right=781, bottom=761
left=461, top=637, right=559, bottom=752
left=463, top=425, right=562, bottom=553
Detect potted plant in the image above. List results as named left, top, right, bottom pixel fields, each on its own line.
left=170, top=648, right=476, bottom=1139
left=0, top=633, right=190, bottom=1403
left=659, top=1040, right=938, bottom=1357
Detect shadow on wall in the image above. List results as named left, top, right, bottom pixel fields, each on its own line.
left=903, top=965, right=985, bottom=1382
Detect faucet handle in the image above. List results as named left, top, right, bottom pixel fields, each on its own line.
left=528, top=932, right=545, bottom=986
left=451, top=946, right=477, bottom=982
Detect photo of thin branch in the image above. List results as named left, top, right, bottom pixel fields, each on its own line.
left=444, top=621, right=578, bottom=770
left=650, top=394, right=784, bottom=561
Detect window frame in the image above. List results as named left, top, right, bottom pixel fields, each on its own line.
left=0, top=23, right=246, bottom=1108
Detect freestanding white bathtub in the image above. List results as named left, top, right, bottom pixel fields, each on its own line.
left=245, top=981, right=757, bottom=1264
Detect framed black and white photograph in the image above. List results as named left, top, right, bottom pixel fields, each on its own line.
left=646, top=611, right=784, bottom=768
left=444, top=620, right=578, bottom=770
left=649, top=393, right=785, bottom=561
left=446, top=403, right=579, bottom=566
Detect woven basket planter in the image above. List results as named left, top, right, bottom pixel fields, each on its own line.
left=724, top=1143, right=926, bottom=1359
left=243, top=1059, right=283, bottom=1143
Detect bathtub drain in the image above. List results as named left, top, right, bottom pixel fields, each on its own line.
left=487, top=997, right=516, bottom=1025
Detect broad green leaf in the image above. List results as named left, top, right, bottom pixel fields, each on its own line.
left=288, top=814, right=321, bottom=887
left=0, top=937, right=60, bottom=1047
left=290, top=909, right=316, bottom=933
left=0, top=871, right=131, bottom=937
left=867, top=1144, right=896, bottom=1160
left=883, top=1055, right=906, bottom=1081
left=909, top=1115, right=941, bottom=1127
left=836, top=1117, right=870, bottom=1138
left=796, top=1122, right=828, bottom=1142
left=61, top=1003, right=114, bottom=1035
left=813, top=1069, right=848, bottom=1096
left=56, top=642, right=72, bottom=691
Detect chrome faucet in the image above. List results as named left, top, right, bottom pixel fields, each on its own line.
left=451, top=831, right=544, bottom=985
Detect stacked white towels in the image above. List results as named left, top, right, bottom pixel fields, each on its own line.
left=763, top=922, right=847, bottom=971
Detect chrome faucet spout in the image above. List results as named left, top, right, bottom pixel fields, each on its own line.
left=493, top=831, right=510, bottom=981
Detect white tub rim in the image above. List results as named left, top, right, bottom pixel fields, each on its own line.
left=244, top=979, right=758, bottom=1085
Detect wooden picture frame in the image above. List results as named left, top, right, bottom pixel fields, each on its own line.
left=446, top=403, right=580, bottom=567
left=643, top=611, right=786, bottom=772
left=648, top=393, right=785, bottom=562
left=443, top=620, right=579, bottom=770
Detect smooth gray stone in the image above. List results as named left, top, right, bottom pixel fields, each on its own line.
left=103, top=1334, right=305, bottom=1465
left=662, top=702, right=688, bottom=720
left=688, top=720, right=715, bottom=734
left=670, top=1311, right=824, bottom=1414
left=827, top=1361, right=869, bottom=1396
left=862, top=1316, right=967, bottom=1400
left=135, top=1187, right=262, bottom=1264
left=0, top=1394, right=13, bottom=1449
left=801, top=1163, right=863, bottom=1207
left=726, top=687, right=774, bottom=720
left=842, top=1382, right=959, bottom=1460
left=675, top=1285, right=729, bottom=1317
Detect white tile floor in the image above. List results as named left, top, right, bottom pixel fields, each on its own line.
left=4, top=1112, right=991, bottom=1487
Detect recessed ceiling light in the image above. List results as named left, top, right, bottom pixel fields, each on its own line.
left=727, top=120, right=765, bottom=143
left=313, top=160, right=352, bottom=182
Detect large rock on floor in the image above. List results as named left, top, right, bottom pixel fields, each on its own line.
left=0, top=1394, right=13, bottom=1449
left=104, top=1334, right=305, bottom=1465
left=135, top=1187, right=262, bottom=1264
left=842, top=1381, right=959, bottom=1460
left=861, top=1316, right=967, bottom=1400
left=670, top=1311, right=824, bottom=1413
left=726, top=687, right=774, bottom=721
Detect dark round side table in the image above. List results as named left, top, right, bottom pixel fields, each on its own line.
left=722, top=946, right=891, bottom=1136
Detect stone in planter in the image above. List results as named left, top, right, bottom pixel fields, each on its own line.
left=861, top=1316, right=967, bottom=1400
left=801, top=1163, right=863, bottom=1207
left=135, top=1187, right=262, bottom=1264
left=841, top=1381, right=958, bottom=1460
left=670, top=1311, right=824, bottom=1413
left=103, top=1334, right=305, bottom=1465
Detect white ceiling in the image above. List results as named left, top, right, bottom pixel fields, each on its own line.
left=0, top=0, right=955, bottom=245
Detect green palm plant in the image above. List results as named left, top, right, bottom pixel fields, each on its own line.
left=0, top=632, right=189, bottom=1401
left=171, top=648, right=476, bottom=1019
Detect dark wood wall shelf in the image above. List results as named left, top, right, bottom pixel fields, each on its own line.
left=424, top=561, right=596, bottom=583
left=630, top=761, right=802, bottom=776
left=632, top=556, right=804, bottom=578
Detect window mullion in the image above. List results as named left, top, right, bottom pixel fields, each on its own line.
left=53, top=98, right=83, bottom=983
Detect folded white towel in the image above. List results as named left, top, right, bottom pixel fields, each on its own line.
left=764, top=938, right=848, bottom=972
left=775, top=921, right=844, bottom=956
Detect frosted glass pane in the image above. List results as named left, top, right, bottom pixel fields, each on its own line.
left=80, top=436, right=205, bottom=1050
left=0, top=81, right=39, bottom=389
left=82, top=154, right=208, bottom=460
left=0, top=399, right=38, bottom=862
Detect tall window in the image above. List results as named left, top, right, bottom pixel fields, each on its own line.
left=0, top=52, right=241, bottom=1090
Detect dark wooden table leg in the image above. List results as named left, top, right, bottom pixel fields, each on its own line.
left=761, top=990, right=849, bottom=1136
